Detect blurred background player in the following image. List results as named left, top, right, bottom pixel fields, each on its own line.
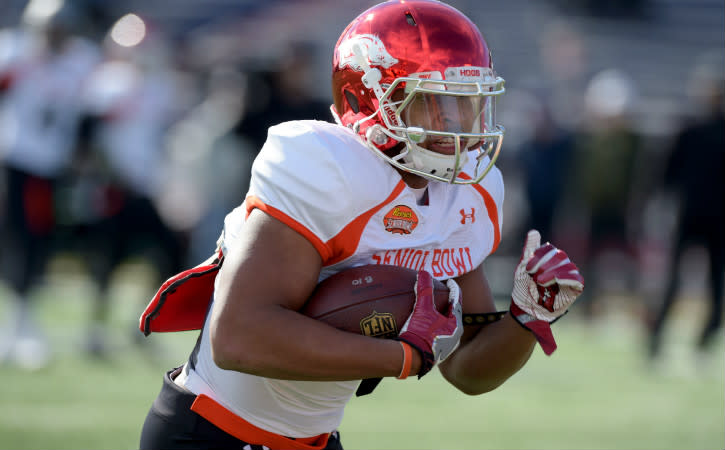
left=647, top=54, right=725, bottom=360
left=0, top=0, right=101, bottom=369
left=517, top=95, right=575, bottom=243
left=70, top=14, right=191, bottom=357
left=233, top=41, right=332, bottom=153
left=569, top=69, right=643, bottom=318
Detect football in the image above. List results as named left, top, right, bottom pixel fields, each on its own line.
left=300, top=264, right=450, bottom=339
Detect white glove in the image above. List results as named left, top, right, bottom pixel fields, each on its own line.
left=510, top=230, right=584, bottom=354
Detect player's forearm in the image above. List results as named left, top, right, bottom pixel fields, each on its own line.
left=210, top=304, right=421, bottom=380
left=439, top=314, right=535, bottom=395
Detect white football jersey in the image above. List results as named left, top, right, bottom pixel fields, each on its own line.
left=181, top=120, right=504, bottom=437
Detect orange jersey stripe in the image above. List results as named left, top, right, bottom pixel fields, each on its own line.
left=458, top=172, right=501, bottom=254
left=244, top=180, right=406, bottom=266
left=191, top=394, right=330, bottom=449
left=245, top=196, right=333, bottom=261
left=324, top=180, right=407, bottom=266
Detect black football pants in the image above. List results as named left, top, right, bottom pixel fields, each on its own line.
left=139, top=367, right=344, bottom=450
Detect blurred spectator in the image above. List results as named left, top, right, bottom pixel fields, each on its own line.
left=188, top=41, right=332, bottom=262
left=0, top=0, right=101, bottom=369
left=569, top=69, right=643, bottom=317
left=71, top=15, right=191, bottom=357
left=233, top=41, right=332, bottom=153
left=518, top=94, right=576, bottom=241
left=161, top=64, right=252, bottom=266
left=499, top=21, right=590, bottom=255
left=172, top=40, right=333, bottom=262
left=647, top=57, right=725, bottom=359
left=533, top=21, right=590, bottom=133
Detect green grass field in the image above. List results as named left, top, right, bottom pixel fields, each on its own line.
left=1, top=260, right=723, bottom=450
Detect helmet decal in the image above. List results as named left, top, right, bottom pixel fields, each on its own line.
left=337, top=34, right=399, bottom=71
left=444, top=67, right=495, bottom=83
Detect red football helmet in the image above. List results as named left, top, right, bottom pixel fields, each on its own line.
left=331, top=0, right=505, bottom=184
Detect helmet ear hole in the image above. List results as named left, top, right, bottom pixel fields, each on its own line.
left=344, top=90, right=360, bottom=113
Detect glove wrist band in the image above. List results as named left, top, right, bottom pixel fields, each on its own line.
left=509, top=302, right=540, bottom=326
left=396, top=341, right=413, bottom=380
left=509, top=301, right=558, bottom=356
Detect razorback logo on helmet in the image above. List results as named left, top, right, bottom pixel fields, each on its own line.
left=383, top=205, right=419, bottom=234
left=337, top=34, right=399, bottom=71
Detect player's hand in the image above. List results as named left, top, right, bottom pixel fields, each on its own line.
left=510, top=229, right=584, bottom=355
left=398, top=271, right=463, bottom=378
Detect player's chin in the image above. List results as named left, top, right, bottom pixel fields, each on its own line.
left=422, top=141, right=456, bottom=155
left=422, top=138, right=481, bottom=155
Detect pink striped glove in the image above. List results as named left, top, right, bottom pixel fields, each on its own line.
left=398, top=270, right=463, bottom=378
left=510, top=230, right=584, bottom=355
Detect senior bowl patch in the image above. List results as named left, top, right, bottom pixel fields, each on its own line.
left=383, top=205, right=418, bottom=234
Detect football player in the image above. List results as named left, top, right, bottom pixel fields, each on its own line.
left=0, top=0, right=101, bottom=369
left=139, top=1, right=584, bottom=449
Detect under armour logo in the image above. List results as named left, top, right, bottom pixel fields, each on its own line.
left=537, top=284, right=559, bottom=311
left=460, top=208, right=476, bottom=224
